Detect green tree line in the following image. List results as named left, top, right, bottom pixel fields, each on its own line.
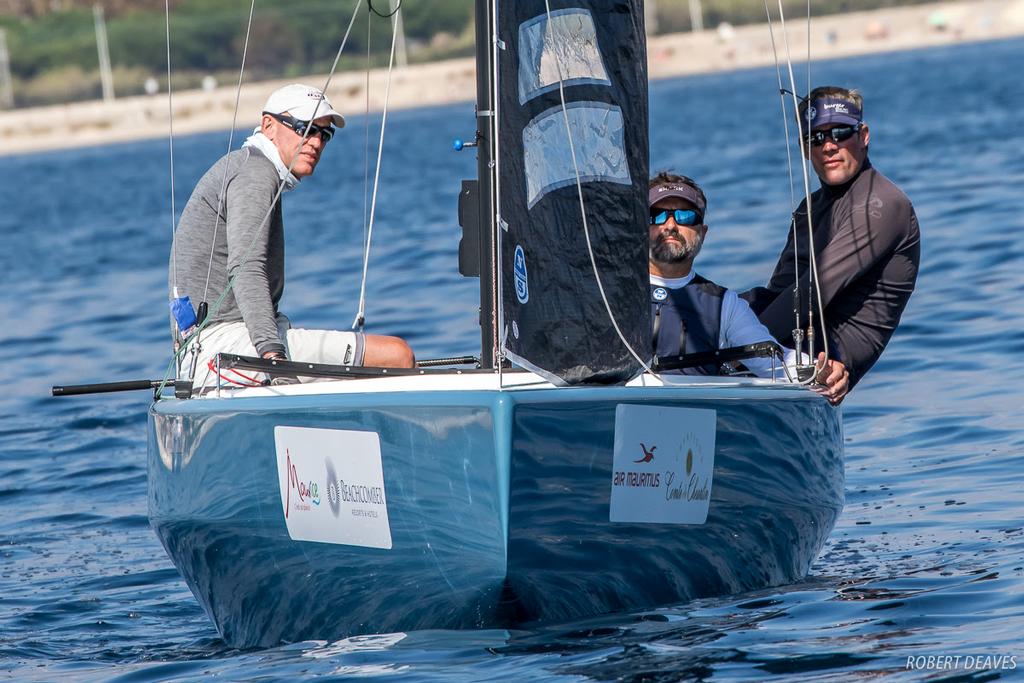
left=0, top=0, right=475, bottom=105
left=0, top=0, right=936, bottom=107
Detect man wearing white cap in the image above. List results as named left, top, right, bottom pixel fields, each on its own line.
left=169, top=83, right=414, bottom=388
left=741, top=86, right=920, bottom=395
left=648, top=172, right=848, bottom=402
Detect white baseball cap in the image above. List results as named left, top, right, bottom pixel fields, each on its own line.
left=262, top=83, right=346, bottom=128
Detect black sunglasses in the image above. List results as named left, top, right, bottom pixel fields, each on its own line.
left=807, top=124, right=861, bottom=147
left=264, top=112, right=335, bottom=142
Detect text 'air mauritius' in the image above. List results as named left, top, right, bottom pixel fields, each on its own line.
left=612, top=442, right=662, bottom=488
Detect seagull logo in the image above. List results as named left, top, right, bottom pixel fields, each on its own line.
left=635, top=442, right=656, bottom=463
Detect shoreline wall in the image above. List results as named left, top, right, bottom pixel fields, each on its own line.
left=1, top=0, right=1021, bottom=157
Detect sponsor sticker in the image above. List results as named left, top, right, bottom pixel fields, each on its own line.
left=274, top=426, right=392, bottom=549
left=514, top=244, right=529, bottom=304
left=609, top=404, right=716, bottom=524
left=653, top=287, right=668, bottom=302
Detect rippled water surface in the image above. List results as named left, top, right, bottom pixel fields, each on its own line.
left=3, top=38, right=1024, bottom=681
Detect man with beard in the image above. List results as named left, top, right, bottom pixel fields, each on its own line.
left=648, top=173, right=847, bottom=402
left=741, top=87, right=919, bottom=396
left=170, top=83, right=415, bottom=388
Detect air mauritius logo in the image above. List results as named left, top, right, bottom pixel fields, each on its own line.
left=612, top=442, right=660, bottom=488
left=635, top=442, right=656, bottom=463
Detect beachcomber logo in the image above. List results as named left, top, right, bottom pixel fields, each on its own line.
left=514, top=244, right=529, bottom=304
left=823, top=101, right=849, bottom=113
left=806, top=105, right=817, bottom=120
left=609, top=405, right=716, bottom=524
left=653, top=287, right=668, bottom=302
left=275, top=426, right=392, bottom=549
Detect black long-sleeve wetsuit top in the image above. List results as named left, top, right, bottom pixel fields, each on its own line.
left=741, top=159, right=920, bottom=389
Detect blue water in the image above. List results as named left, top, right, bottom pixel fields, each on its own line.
left=3, top=37, right=1023, bottom=680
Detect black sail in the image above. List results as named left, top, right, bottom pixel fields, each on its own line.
left=497, top=0, right=650, bottom=385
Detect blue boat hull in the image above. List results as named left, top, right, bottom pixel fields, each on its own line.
left=148, top=382, right=843, bottom=647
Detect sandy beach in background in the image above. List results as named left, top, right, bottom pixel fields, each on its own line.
left=1, top=0, right=1021, bottom=157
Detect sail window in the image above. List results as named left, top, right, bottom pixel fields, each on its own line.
left=522, top=102, right=631, bottom=208
left=518, top=9, right=610, bottom=104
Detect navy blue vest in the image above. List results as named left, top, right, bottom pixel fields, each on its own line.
left=651, top=275, right=726, bottom=375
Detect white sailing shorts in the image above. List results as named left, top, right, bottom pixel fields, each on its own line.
left=181, top=314, right=365, bottom=389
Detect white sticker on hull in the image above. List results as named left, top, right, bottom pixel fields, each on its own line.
left=610, top=405, right=716, bottom=524
left=274, top=426, right=392, bottom=549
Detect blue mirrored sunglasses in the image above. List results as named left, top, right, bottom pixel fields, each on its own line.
left=650, top=209, right=700, bottom=226
left=265, top=111, right=335, bottom=142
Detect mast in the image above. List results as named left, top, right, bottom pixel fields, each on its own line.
left=0, top=29, right=13, bottom=110
left=93, top=4, right=115, bottom=103
left=474, top=0, right=498, bottom=369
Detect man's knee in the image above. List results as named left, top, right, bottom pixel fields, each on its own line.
left=364, top=335, right=415, bottom=368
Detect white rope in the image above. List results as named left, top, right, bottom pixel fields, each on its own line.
left=351, top=5, right=400, bottom=330
left=541, top=0, right=654, bottom=378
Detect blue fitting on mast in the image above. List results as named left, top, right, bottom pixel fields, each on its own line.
left=170, top=296, right=198, bottom=338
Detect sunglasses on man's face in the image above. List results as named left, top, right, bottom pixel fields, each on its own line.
left=265, top=112, right=335, bottom=142
left=650, top=208, right=701, bottom=227
left=807, top=124, right=861, bottom=148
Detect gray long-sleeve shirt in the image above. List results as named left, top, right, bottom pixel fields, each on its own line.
left=741, top=160, right=920, bottom=388
left=169, top=147, right=287, bottom=356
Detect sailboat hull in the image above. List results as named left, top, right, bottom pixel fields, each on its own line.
left=148, top=377, right=842, bottom=647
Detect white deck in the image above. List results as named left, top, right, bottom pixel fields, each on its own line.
left=191, top=368, right=811, bottom=400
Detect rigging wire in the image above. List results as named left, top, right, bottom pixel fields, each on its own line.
left=201, top=0, right=257, bottom=307
left=761, top=2, right=798, bottom=221
left=361, top=4, right=372, bottom=319
left=776, top=0, right=831, bottom=382
left=541, top=0, right=655, bottom=379
left=760, top=0, right=800, bottom=383
left=490, top=0, right=503, bottom=384
left=178, top=0, right=259, bottom=383
left=157, top=0, right=363, bottom=396
left=165, top=0, right=177, bottom=295
left=803, top=0, right=831, bottom=374
left=351, top=3, right=400, bottom=331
